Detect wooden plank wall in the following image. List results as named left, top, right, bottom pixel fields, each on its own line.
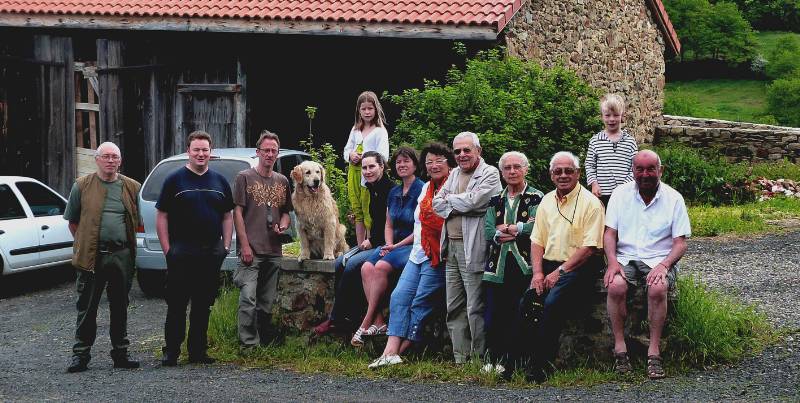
left=33, top=35, right=74, bottom=196
left=97, top=39, right=124, bottom=159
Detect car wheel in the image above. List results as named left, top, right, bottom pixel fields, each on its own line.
left=137, top=268, right=166, bottom=297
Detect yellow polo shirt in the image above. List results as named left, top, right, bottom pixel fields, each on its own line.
left=531, top=184, right=604, bottom=262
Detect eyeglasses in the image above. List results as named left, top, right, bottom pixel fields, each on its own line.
left=502, top=164, right=525, bottom=171
left=258, top=148, right=278, bottom=155
left=453, top=148, right=472, bottom=155
left=424, top=159, right=447, bottom=167
left=98, top=154, right=120, bottom=161
left=551, top=167, right=576, bottom=176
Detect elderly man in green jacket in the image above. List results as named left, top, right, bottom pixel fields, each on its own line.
left=63, top=141, right=141, bottom=373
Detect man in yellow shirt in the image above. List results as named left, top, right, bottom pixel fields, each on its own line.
left=527, top=151, right=605, bottom=382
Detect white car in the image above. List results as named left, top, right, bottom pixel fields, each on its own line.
left=0, top=176, right=73, bottom=278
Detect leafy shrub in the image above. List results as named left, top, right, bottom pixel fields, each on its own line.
left=765, top=35, right=800, bottom=79
left=767, top=72, right=800, bottom=127
left=664, top=0, right=757, bottom=64
left=388, top=48, right=601, bottom=190
left=748, top=158, right=800, bottom=180
left=668, top=276, right=774, bottom=367
left=656, top=144, right=755, bottom=205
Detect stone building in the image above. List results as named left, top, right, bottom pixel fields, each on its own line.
left=0, top=1, right=678, bottom=194
left=505, top=0, right=680, bottom=143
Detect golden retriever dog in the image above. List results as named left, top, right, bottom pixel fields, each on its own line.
left=291, top=160, right=349, bottom=261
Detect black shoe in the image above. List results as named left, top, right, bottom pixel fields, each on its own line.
left=161, top=347, right=178, bottom=367
left=112, top=356, right=140, bottom=369
left=188, top=354, right=216, bottom=364
left=67, top=356, right=89, bottom=373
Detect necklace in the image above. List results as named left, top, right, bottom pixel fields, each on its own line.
left=556, top=188, right=580, bottom=225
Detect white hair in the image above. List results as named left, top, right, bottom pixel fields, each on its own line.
left=634, top=149, right=662, bottom=167
left=499, top=151, right=529, bottom=169
left=453, top=131, right=481, bottom=149
left=95, top=141, right=121, bottom=157
left=549, top=151, right=580, bottom=171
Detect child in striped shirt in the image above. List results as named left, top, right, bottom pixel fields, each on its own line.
left=585, top=93, right=638, bottom=207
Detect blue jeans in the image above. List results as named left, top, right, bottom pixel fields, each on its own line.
left=388, top=259, right=445, bottom=342
left=329, top=248, right=374, bottom=328
left=533, top=257, right=600, bottom=372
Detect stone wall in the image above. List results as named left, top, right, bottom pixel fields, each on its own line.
left=655, top=115, right=800, bottom=162
left=275, top=258, right=335, bottom=331
left=503, top=0, right=667, bottom=143
left=274, top=258, right=659, bottom=363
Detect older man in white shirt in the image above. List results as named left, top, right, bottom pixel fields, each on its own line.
left=603, top=149, right=690, bottom=380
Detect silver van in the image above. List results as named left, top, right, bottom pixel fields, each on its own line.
left=135, top=148, right=309, bottom=296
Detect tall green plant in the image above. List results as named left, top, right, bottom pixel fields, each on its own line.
left=388, top=48, right=601, bottom=190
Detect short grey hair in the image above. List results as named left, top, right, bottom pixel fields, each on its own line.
left=549, top=151, right=580, bottom=171
left=95, top=141, right=121, bottom=157
left=499, top=151, right=529, bottom=169
left=453, top=131, right=481, bottom=149
left=634, top=149, right=662, bottom=167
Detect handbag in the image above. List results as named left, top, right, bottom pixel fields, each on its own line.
left=519, top=288, right=546, bottom=326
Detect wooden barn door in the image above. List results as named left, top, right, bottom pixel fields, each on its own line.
left=177, top=84, right=239, bottom=149
left=173, top=59, right=246, bottom=154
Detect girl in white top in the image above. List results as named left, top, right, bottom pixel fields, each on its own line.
left=343, top=91, right=390, bottom=245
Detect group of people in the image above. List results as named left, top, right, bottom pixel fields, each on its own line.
left=314, top=92, right=691, bottom=382
left=62, top=90, right=690, bottom=384
left=64, top=129, right=293, bottom=372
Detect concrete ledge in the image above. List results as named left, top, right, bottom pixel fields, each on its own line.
left=277, top=257, right=335, bottom=274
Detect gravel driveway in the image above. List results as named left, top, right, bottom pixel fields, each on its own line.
left=0, top=231, right=798, bottom=402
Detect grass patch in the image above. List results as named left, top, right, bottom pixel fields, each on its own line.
left=665, top=79, right=771, bottom=123
left=756, top=31, right=800, bottom=58
left=689, top=197, right=800, bottom=236
left=206, top=274, right=778, bottom=387
left=668, top=276, right=776, bottom=368
left=746, top=159, right=800, bottom=181
left=281, top=241, right=300, bottom=257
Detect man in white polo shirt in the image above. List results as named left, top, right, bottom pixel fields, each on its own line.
left=603, top=149, right=690, bottom=380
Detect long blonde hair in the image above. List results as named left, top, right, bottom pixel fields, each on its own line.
left=353, top=90, right=387, bottom=131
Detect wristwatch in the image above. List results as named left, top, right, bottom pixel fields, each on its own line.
left=558, top=265, right=566, bottom=276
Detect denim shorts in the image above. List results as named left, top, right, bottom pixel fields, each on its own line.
left=366, top=244, right=412, bottom=269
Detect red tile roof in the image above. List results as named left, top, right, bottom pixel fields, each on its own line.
left=0, top=0, right=679, bottom=52
left=0, top=0, right=524, bottom=32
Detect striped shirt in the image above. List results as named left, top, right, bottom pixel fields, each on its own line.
left=585, top=130, right=638, bottom=196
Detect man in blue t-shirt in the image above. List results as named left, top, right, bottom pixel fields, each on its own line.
left=156, top=131, right=234, bottom=366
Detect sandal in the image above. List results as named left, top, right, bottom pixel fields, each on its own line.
left=613, top=351, right=632, bottom=374
left=363, top=324, right=387, bottom=337
left=647, top=355, right=666, bottom=379
left=351, top=328, right=366, bottom=347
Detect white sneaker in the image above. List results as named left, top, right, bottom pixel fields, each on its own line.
left=481, top=363, right=506, bottom=375
left=368, top=354, right=403, bottom=369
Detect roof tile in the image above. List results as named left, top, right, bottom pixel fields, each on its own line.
left=0, top=0, right=518, bottom=30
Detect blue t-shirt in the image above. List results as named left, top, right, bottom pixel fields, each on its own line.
left=156, top=166, right=234, bottom=247
left=387, top=178, right=424, bottom=242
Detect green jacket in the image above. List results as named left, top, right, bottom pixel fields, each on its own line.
left=71, top=173, right=141, bottom=271
left=482, top=184, right=544, bottom=284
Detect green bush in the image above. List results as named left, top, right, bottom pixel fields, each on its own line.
left=668, top=276, right=774, bottom=367
left=388, top=48, right=601, bottom=190
left=656, top=144, right=755, bottom=205
left=748, top=158, right=800, bottom=180
left=765, top=35, right=800, bottom=79
left=767, top=72, right=800, bottom=127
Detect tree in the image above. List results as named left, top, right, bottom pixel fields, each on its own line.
left=387, top=49, right=601, bottom=190
left=665, top=0, right=757, bottom=63
left=726, top=0, right=800, bottom=32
